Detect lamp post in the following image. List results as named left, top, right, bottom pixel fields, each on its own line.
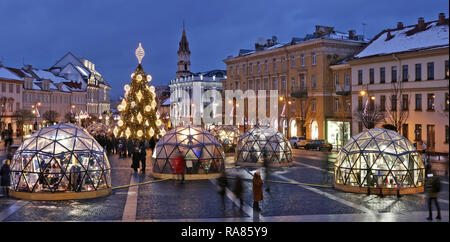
left=32, top=101, right=41, bottom=130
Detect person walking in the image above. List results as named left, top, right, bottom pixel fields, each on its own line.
left=217, top=171, right=228, bottom=210
left=252, top=170, right=263, bottom=211
left=426, top=172, right=441, bottom=220
left=140, top=144, right=147, bottom=173
left=0, top=160, right=11, bottom=197
left=131, top=145, right=140, bottom=172
left=234, top=175, right=244, bottom=210
left=262, top=149, right=271, bottom=192
left=172, top=150, right=185, bottom=183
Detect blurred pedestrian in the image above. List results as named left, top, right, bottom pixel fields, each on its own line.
left=127, top=139, right=134, bottom=157
left=117, top=140, right=124, bottom=158
left=234, top=175, right=244, bottom=210
left=140, top=143, right=147, bottom=173
left=131, top=146, right=140, bottom=172
left=0, top=159, right=11, bottom=197
left=425, top=172, right=441, bottom=220
left=217, top=171, right=228, bottom=210
left=262, top=149, right=271, bottom=192
left=252, top=170, right=263, bottom=211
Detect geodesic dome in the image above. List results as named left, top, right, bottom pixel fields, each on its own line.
left=87, top=123, right=109, bottom=136
left=210, top=125, right=241, bottom=153
left=10, top=123, right=111, bottom=200
left=334, top=128, right=425, bottom=194
left=236, top=125, right=292, bottom=166
left=152, top=125, right=225, bottom=179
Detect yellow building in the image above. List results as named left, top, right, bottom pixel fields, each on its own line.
left=223, top=26, right=366, bottom=147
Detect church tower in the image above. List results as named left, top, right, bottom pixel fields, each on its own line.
left=176, top=23, right=191, bottom=78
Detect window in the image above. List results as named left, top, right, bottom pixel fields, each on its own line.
left=402, top=94, right=409, bottom=111
left=257, top=79, right=261, bottom=90
left=380, top=67, right=386, bottom=83
left=291, top=77, right=295, bottom=91
left=345, top=73, right=350, bottom=86
left=369, top=68, right=374, bottom=84
left=243, top=64, right=246, bottom=75
left=391, top=66, right=397, bottom=82
left=402, top=65, right=408, bottom=82
left=249, top=63, right=253, bottom=74
left=273, top=59, right=277, bottom=72
left=281, top=77, right=286, bottom=90
left=16, top=102, right=20, bottom=111
left=445, top=60, right=449, bottom=79
left=334, top=73, right=339, bottom=87
left=391, top=95, right=397, bottom=111
left=301, top=55, right=305, bottom=66
left=9, top=83, right=13, bottom=93
left=1, top=83, right=5, bottom=92
left=272, top=78, right=277, bottom=90
left=415, top=124, right=422, bottom=141
left=334, top=98, right=339, bottom=112
left=311, top=98, right=316, bottom=112
left=265, top=60, right=268, bottom=72
left=291, top=56, right=295, bottom=68
left=358, top=70, right=363, bottom=85
left=345, top=99, right=351, bottom=112
left=427, top=93, right=435, bottom=111
left=264, top=78, right=269, bottom=90
left=427, top=62, right=434, bottom=80
left=249, top=80, right=254, bottom=90
left=445, top=93, right=449, bottom=111
left=415, top=94, right=422, bottom=111
left=16, top=84, right=20, bottom=94
left=402, top=124, right=408, bottom=140
left=311, top=75, right=316, bottom=88
left=257, top=62, right=260, bottom=73
left=446, top=125, right=449, bottom=143
left=281, top=58, right=286, bottom=70
left=380, top=95, right=386, bottom=111
left=312, top=53, right=316, bottom=65
left=415, top=64, right=422, bottom=81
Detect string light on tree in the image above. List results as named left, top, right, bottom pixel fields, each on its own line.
left=116, top=42, right=162, bottom=140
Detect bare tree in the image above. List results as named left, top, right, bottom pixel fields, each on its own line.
left=43, top=110, right=60, bottom=124
left=353, top=104, right=385, bottom=129
left=385, top=81, right=410, bottom=133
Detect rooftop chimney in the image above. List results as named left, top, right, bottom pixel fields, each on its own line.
left=348, top=30, right=356, bottom=39
left=418, top=17, right=425, bottom=30
left=23, top=64, right=32, bottom=71
left=438, top=13, right=446, bottom=25
left=397, top=22, right=404, bottom=29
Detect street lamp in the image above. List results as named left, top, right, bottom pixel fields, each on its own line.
left=32, top=102, right=42, bottom=130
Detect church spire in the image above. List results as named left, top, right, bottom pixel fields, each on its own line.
left=176, top=21, right=191, bottom=78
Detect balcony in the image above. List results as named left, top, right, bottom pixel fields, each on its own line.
left=335, top=85, right=351, bottom=96
left=291, top=87, right=308, bottom=98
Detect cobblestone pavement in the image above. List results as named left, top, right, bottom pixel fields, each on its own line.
left=0, top=148, right=448, bottom=222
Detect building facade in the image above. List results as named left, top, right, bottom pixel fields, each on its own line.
left=223, top=26, right=367, bottom=145
left=349, top=14, right=449, bottom=154
left=0, top=64, right=24, bottom=134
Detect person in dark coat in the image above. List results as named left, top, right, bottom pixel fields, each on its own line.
left=1, top=160, right=11, bottom=197
left=234, top=175, right=244, bottom=210
left=262, top=149, right=272, bottom=192
left=131, top=146, right=140, bottom=172
left=217, top=171, right=228, bottom=210
left=252, top=170, right=263, bottom=211
left=172, top=150, right=185, bottom=183
left=127, top=140, right=134, bottom=157
left=140, top=144, right=147, bottom=173
left=426, top=172, right=441, bottom=220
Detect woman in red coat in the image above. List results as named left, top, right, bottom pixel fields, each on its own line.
left=252, top=170, right=264, bottom=211
left=172, top=150, right=185, bottom=183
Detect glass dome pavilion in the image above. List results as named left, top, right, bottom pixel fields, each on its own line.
left=235, top=125, right=292, bottom=166
left=210, top=125, right=241, bottom=153
left=152, top=125, right=225, bottom=179
left=9, top=123, right=111, bottom=200
left=334, top=128, right=425, bottom=194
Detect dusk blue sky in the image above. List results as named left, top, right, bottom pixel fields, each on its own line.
left=1, top=0, right=448, bottom=101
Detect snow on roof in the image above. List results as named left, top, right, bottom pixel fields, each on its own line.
left=162, top=98, right=170, bottom=106
left=75, top=65, right=89, bottom=77
left=33, top=82, right=42, bottom=90
left=355, top=21, right=449, bottom=58
left=32, top=69, right=68, bottom=83
left=0, top=67, right=23, bottom=80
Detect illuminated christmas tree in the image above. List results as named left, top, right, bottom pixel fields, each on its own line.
left=114, top=43, right=164, bottom=140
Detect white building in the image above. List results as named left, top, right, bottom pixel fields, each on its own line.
left=0, top=64, right=24, bottom=134
left=169, top=25, right=225, bottom=127
left=49, top=52, right=111, bottom=116
left=349, top=14, right=449, bottom=154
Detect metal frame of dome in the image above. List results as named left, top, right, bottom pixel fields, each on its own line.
left=152, top=125, right=225, bottom=180
left=334, top=128, right=425, bottom=195
left=87, top=123, right=110, bottom=136
left=235, top=125, right=293, bottom=167
left=210, top=125, right=241, bottom=153
left=9, top=123, right=111, bottom=200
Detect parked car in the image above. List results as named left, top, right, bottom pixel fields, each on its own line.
left=288, top=136, right=307, bottom=149
left=304, top=140, right=333, bottom=151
